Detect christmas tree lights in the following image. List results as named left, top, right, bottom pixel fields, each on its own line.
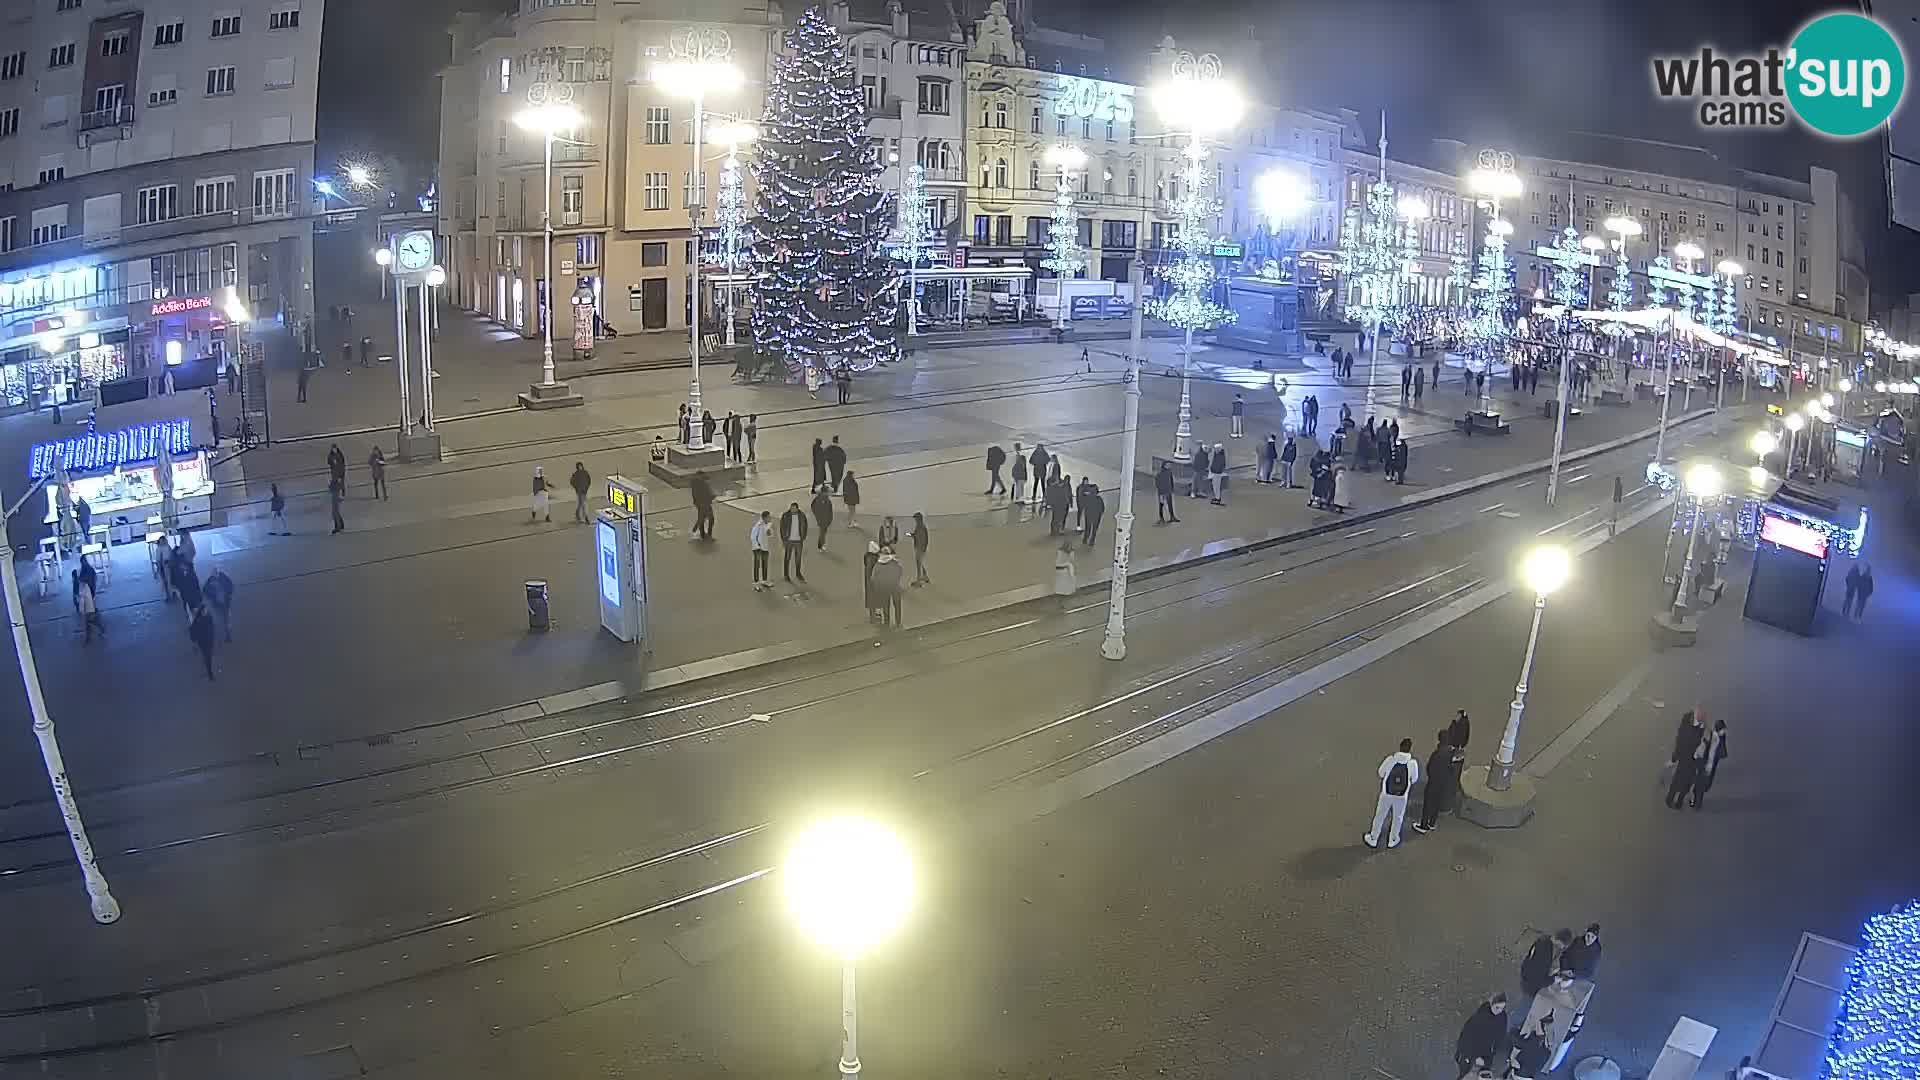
left=716, top=148, right=750, bottom=346
left=891, top=162, right=935, bottom=335
left=749, top=6, right=899, bottom=374
left=1604, top=245, right=1634, bottom=337
left=1149, top=141, right=1233, bottom=338
left=1648, top=255, right=1673, bottom=311
left=1043, top=174, right=1086, bottom=282
left=1825, top=901, right=1920, bottom=1080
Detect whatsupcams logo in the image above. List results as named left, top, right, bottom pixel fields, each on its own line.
left=1651, top=11, right=1906, bottom=137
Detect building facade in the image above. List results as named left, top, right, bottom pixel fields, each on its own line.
left=0, top=0, right=323, bottom=413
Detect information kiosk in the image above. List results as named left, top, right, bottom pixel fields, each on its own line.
left=594, top=474, right=651, bottom=646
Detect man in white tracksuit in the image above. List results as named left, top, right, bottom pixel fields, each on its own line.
left=1364, top=737, right=1420, bottom=850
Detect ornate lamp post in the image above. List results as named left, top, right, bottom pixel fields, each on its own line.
left=1487, top=544, right=1571, bottom=792
left=1466, top=151, right=1522, bottom=417
left=1043, top=144, right=1088, bottom=332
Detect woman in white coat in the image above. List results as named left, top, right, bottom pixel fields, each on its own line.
left=1329, top=463, right=1350, bottom=512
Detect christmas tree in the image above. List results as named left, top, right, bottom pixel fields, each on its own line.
left=751, top=7, right=899, bottom=374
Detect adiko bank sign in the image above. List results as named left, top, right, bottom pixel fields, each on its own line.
left=1651, top=11, right=1906, bottom=137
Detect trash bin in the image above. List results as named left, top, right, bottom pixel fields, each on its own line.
left=525, top=579, right=550, bottom=631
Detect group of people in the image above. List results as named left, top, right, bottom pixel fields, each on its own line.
left=1453, top=924, right=1605, bottom=1079
left=676, top=406, right=760, bottom=464
left=125, top=528, right=235, bottom=680
left=805, top=360, right=857, bottom=404
left=1398, top=362, right=1429, bottom=403
left=1842, top=562, right=1876, bottom=620
left=1663, top=708, right=1730, bottom=810
left=317, top=441, right=388, bottom=535
left=1362, top=709, right=1471, bottom=849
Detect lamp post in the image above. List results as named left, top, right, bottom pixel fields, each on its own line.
left=784, top=817, right=914, bottom=1080
left=1673, top=242, right=1705, bottom=411
left=513, top=100, right=586, bottom=389
left=1487, top=544, right=1571, bottom=792
left=1043, top=144, right=1088, bottom=333
left=711, top=121, right=758, bottom=350
left=1102, top=260, right=1148, bottom=661
left=1467, top=156, right=1522, bottom=413
left=373, top=244, right=413, bottom=437
left=1714, top=259, right=1743, bottom=410
left=1750, top=428, right=1778, bottom=475
left=653, top=49, right=743, bottom=453
left=1669, top=463, right=1722, bottom=617
left=1784, top=411, right=1805, bottom=477
left=1534, top=229, right=1602, bottom=508
left=1837, top=377, right=1853, bottom=420
left=1603, top=215, right=1642, bottom=391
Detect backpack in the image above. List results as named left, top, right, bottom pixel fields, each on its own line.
left=1384, top=759, right=1410, bottom=796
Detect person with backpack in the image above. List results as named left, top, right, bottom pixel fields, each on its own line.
left=985, top=444, right=1007, bottom=495
left=1363, top=737, right=1419, bottom=850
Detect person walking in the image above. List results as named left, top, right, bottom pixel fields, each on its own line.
left=1453, top=993, right=1511, bottom=1080
left=1413, top=363, right=1425, bottom=402
left=749, top=510, right=773, bottom=590
left=1401, top=364, right=1413, bottom=402
left=202, top=566, right=235, bottom=643
left=1074, top=476, right=1095, bottom=530
left=1010, top=443, right=1029, bottom=506
left=871, top=545, right=905, bottom=628
left=1560, top=924, right=1603, bottom=981
left=689, top=471, right=716, bottom=540
left=530, top=466, right=552, bottom=522
left=842, top=470, right=862, bottom=530
left=910, top=511, right=931, bottom=584
left=1665, top=709, right=1706, bottom=809
left=75, top=496, right=93, bottom=544
left=1155, top=461, right=1179, bottom=524
left=1028, top=443, right=1051, bottom=505
left=724, top=412, right=742, bottom=462
left=569, top=461, right=592, bottom=522
left=359, top=335, right=373, bottom=368
left=1208, top=443, right=1228, bottom=504
left=745, top=414, right=759, bottom=464
left=328, top=476, right=346, bottom=534
left=189, top=603, right=218, bottom=680
left=1280, top=433, right=1299, bottom=488
left=75, top=563, right=105, bottom=643
left=1431, top=356, right=1441, bottom=390
left=1257, top=434, right=1277, bottom=483
left=985, top=444, right=1007, bottom=495
left=1048, top=475, right=1072, bottom=536
left=811, top=484, right=834, bottom=550
left=326, top=443, right=347, bottom=494
left=340, top=340, right=353, bottom=370
left=1329, top=462, right=1350, bottom=512
left=296, top=361, right=311, bottom=403
left=368, top=446, right=389, bottom=501
left=270, top=483, right=290, bottom=535
left=1230, top=393, right=1246, bottom=438
left=811, top=437, right=827, bottom=490
left=877, top=514, right=900, bottom=550
left=1393, top=438, right=1410, bottom=484
left=1687, top=717, right=1729, bottom=808
left=1363, top=737, right=1418, bottom=850
left=1520, top=929, right=1571, bottom=999
left=825, top=435, right=848, bottom=492
left=1411, top=728, right=1459, bottom=835
left=1850, top=563, right=1875, bottom=619
left=1079, top=486, right=1105, bottom=548
left=780, top=501, right=809, bottom=582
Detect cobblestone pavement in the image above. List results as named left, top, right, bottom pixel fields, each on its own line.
left=2, top=411, right=1877, bottom=1080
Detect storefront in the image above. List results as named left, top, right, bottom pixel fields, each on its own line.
left=33, top=418, right=214, bottom=542
left=0, top=319, right=134, bottom=413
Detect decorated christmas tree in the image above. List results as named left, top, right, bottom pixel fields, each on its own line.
left=750, top=6, right=899, bottom=374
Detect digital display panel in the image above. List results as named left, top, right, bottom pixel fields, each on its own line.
left=1760, top=513, right=1828, bottom=559
left=597, top=519, right=621, bottom=606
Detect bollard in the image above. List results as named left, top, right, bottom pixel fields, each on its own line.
left=525, top=579, right=550, bottom=631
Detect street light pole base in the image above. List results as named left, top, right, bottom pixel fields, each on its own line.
left=1457, top=765, right=1537, bottom=829
left=1100, top=635, right=1126, bottom=661
left=397, top=429, right=444, bottom=463
left=1648, top=610, right=1700, bottom=647
left=518, top=380, right=584, bottom=410
left=90, top=893, right=122, bottom=924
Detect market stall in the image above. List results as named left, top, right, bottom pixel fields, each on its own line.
left=32, top=418, right=211, bottom=543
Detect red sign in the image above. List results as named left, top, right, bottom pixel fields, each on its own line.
left=150, top=295, right=213, bottom=317
left=1760, top=513, right=1828, bottom=559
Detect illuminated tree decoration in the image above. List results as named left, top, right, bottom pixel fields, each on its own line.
left=717, top=153, right=749, bottom=274
left=1718, top=274, right=1738, bottom=336
left=1042, top=177, right=1086, bottom=279
left=1336, top=174, right=1410, bottom=335
left=1824, top=901, right=1920, bottom=1080
left=1448, top=253, right=1470, bottom=309
left=892, top=162, right=936, bottom=271
left=1544, top=227, right=1589, bottom=313
left=1604, top=247, right=1634, bottom=337
left=1148, top=142, right=1234, bottom=334
left=1465, top=226, right=1514, bottom=363
left=1648, top=255, right=1673, bottom=310
left=749, top=6, right=898, bottom=374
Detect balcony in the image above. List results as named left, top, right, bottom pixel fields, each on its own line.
left=920, top=166, right=964, bottom=184
left=870, top=96, right=902, bottom=120
left=501, top=142, right=598, bottom=169
left=79, top=104, right=136, bottom=135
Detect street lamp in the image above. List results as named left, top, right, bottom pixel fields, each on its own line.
left=1751, top=428, right=1777, bottom=470
left=1715, top=259, right=1744, bottom=407
left=1487, top=544, right=1570, bottom=792
left=1254, top=168, right=1310, bottom=226
left=711, top=121, right=758, bottom=348
left=344, top=163, right=374, bottom=189
left=1467, top=162, right=1522, bottom=413
left=653, top=56, right=743, bottom=452
left=785, top=817, right=914, bottom=1080
left=1838, top=376, right=1854, bottom=418
left=1043, top=144, right=1088, bottom=333
left=514, top=102, right=587, bottom=389
left=1670, top=463, right=1722, bottom=617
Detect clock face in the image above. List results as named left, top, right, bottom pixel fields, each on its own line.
left=396, top=231, right=434, bottom=271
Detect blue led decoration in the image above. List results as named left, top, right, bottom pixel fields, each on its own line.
left=1825, top=902, right=1920, bottom=1080
left=29, top=418, right=192, bottom=479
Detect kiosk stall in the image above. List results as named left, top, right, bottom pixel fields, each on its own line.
left=1742, top=482, right=1865, bottom=636
left=33, top=419, right=212, bottom=541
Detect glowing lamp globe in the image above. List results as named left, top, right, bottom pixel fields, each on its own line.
left=1785, top=413, right=1806, bottom=432
left=1838, top=378, right=1854, bottom=393
left=1684, top=463, right=1724, bottom=499
left=374, top=248, right=392, bottom=267
left=1519, top=545, right=1570, bottom=597
left=425, top=265, right=447, bottom=288
left=784, top=817, right=913, bottom=956
left=1750, top=431, right=1778, bottom=458
left=1749, top=465, right=1770, bottom=488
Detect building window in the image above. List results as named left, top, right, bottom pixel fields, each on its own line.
left=1, top=51, right=24, bottom=80
left=137, top=184, right=180, bottom=224
left=1105, top=118, right=1114, bottom=141
left=153, top=21, right=184, bottom=46
left=972, top=214, right=988, bottom=243
left=1747, top=244, right=1754, bottom=260
left=644, top=171, right=668, bottom=211
left=1029, top=161, right=1040, bottom=189
left=1798, top=257, right=1808, bottom=274
left=211, top=15, right=241, bottom=37
left=30, top=210, right=68, bottom=246
left=39, top=161, right=65, bottom=185
left=640, top=241, right=669, bottom=268
left=994, top=157, right=1007, bottom=188
left=561, top=174, right=583, bottom=224
left=49, top=43, right=76, bottom=68
left=916, top=78, right=949, bottom=115
left=0, top=108, right=17, bottom=138
left=645, top=106, right=670, bottom=144
left=0, top=217, right=13, bottom=253
left=682, top=169, right=705, bottom=208
left=1030, top=106, right=1040, bottom=133
left=269, top=7, right=300, bottom=30
left=1056, top=113, right=1067, bottom=136
left=1776, top=250, right=1784, bottom=268
left=499, top=57, right=511, bottom=94
left=994, top=101, right=1007, bottom=129
left=576, top=234, right=599, bottom=266
left=1127, top=170, right=1137, bottom=197
left=100, top=30, right=129, bottom=57
left=252, top=168, right=293, bottom=218
left=194, top=176, right=234, bottom=215
left=206, top=66, right=236, bottom=95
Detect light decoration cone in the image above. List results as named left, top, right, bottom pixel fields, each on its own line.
left=1337, top=170, right=1415, bottom=338
left=1466, top=219, right=1515, bottom=370
left=1149, top=141, right=1234, bottom=336
left=1042, top=146, right=1087, bottom=281
left=1823, top=901, right=1920, bottom=1080
left=891, top=162, right=935, bottom=272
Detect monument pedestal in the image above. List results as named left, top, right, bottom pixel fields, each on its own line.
left=396, top=429, right=442, bottom=463
left=647, top=444, right=744, bottom=488
left=518, top=380, right=584, bottom=410
left=1457, top=765, right=1537, bottom=828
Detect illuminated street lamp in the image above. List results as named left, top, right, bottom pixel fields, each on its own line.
left=344, top=163, right=374, bottom=189
left=785, top=817, right=914, bottom=1079
left=1255, top=168, right=1310, bottom=226
left=1750, top=429, right=1777, bottom=472
left=1466, top=159, right=1522, bottom=414
left=711, top=121, right=758, bottom=348
left=1670, top=463, right=1723, bottom=619
left=1487, top=545, right=1571, bottom=792
left=1838, top=376, right=1854, bottom=418
left=514, top=101, right=588, bottom=389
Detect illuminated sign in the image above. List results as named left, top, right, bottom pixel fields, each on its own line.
left=150, top=296, right=213, bottom=317
left=1759, top=513, right=1829, bottom=559
left=30, top=418, right=193, bottom=478
left=597, top=519, right=621, bottom=607
left=607, top=482, right=639, bottom=514
left=1053, top=75, right=1135, bottom=124
left=1212, top=242, right=1244, bottom=258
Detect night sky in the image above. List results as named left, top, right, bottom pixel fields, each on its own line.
left=316, top=0, right=1918, bottom=298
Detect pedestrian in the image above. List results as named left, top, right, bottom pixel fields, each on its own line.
left=1447, top=709, right=1471, bottom=752
left=701, top=410, right=717, bottom=447
left=825, top=435, right=848, bottom=492
left=1230, top=393, right=1246, bottom=438
left=679, top=404, right=691, bottom=446
left=1048, top=475, right=1072, bottom=535
left=1280, top=433, right=1298, bottom=488
left=570, top=461, right=592, bottom=522
left=368, top=446, right=389, bottom=500
left=1413, top=363, right=1425, bottom=401
left=1010, top=442, right=1029, bottom=505
left=1520, top=929, right=1569, bottom=999
left=837, top=365, right=852, bottom=405
left=530, top=466, right=552, bottom=522
left=1852, top=563, right=1875, bottom=619
left=1079, top=486, right=1104, bottom=548
left=910, top=511, right=930, bottom=584
left=329, top=476, right=346, bottom=534
left=1508, top=1015, right=1551, bottom=1080
left=745, top=414, right=758, bottom=464
left=1401, top=364, right=1413, bottom=401
left=872, top=544, right=905, bottom=627
left=780, top=500, right=809, bottom=581
left=862, top=540, right=881, bottom=619
left=269, top=483, right=290, bottom=535
left=749, top=510, right=773, bottom=589
left=327, top=443, right=347, bottom=493
left=811, top=483, right=834, bottom=550
left=1412, top=728, right=1458, bottom=835
left=172, top=545, right=202, bottom=623
left=1665, top=708, right=1705, bottom=809
left=75, top=563, right=105, bottom=643
left=1363, top=737, right=1418, bottom=850
left=1257, top=433, right=1277, bottom=483
left=359, top=335, right=373, bottom=367
left=1081, top=345, right=1092, bottom=372
left=1356, top=421, right=1376, bottom=472
left=1453, top=993, right=1510, bottom=1080
left=340, top=340, right=353, bottom=370
left=1610, top=476, right=1623, bottom=537
left=1075, top=476, right=1095, bottom=529
left=296, top=362, right=311, bottom=402
left=811, top=437, right=827, bottom=490
left=724, top=411, right=742, bottom=461
left=689, top=471, right=715, bottom=540
left=985, top=444, right=1007, bottom=494
left=1560, top=924, right=1603, bottom=981
left=1308, top=451, right=1330, bottom=508
left=1029, top=443, right=1050, bottom=504
left=1393, top=439, right=1410, bottom=484
left=189, top=604, right=217, bottom=680
left=1431, top=356, right=1441, bottom=390
left=1155, top=460, right=1179, bottom=524
left=1189, top=444, right=1208, bottom=498
left=1688, top=717, right=1729, bottom=808
left=1209, top=443, right=1228, bottom=504
left=203, top=566, right=234, bottom=642
left=842, top=470, right=861, bottom=529
left=877, top=514, right=900, bottom=550
left=1329, top=462, right=1349, bottom=512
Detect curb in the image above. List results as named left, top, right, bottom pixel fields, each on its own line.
left=299, top=405, right=1727, bottom=757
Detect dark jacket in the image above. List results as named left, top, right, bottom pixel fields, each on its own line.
left=1011, top=454, right=1028, bottom=482
left=1155, top=466, right=1175, bottom=496
left=1190, top=448, right=1207, bottom=476
left=911, top=521, right=929, bottom=553
left=986, top=445, right=1006, bottom=470
left=1520, top=935, right=1556, bottom=995
left=811, top=491, right=834, bottom=527
left=1030, top=447, right=1050, bottom=474
left=824, top=443, right=847, bottom=472
left=811, top=441, right=826, bottom=484
left=570, top=466, right=591, bottom=495
left=1281, top=438, right=1297, bottom=463
left=689, top=475, right=714, bottom=509
left=189, top=609, right=216, bottom=652
left=1424, top=745, right=1456, bottom=806
left=779, top=508, right=808, bottom=543
left=1560, top=936, right=1601, bottom=980
left=1454, top=1003, right=1509, bottom=1069
left=1447, top=712, right=1471, bottom=751
left=1671, top=714, right=1703, bottom=764
left=1210, top=448, right=1227, bottom=474
left=1510, top=1030, right=1550, bottom=1079
left=842, top=475, right=861, bottom=506
left=1080, top=490, right=1105, bottom=528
